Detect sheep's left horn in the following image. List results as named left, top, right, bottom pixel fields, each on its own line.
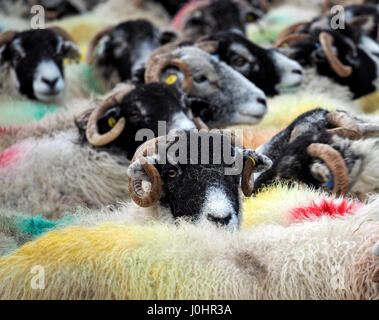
left=87, top=25, right=115, bottom=65
left=128, top=138, right=164, bottom=208
left=194, top=117, right=209, bottom=131
left=86, top=91, right=127, bottom=147
left=307, top=143, right=349, bottom=196
left=0, top=30, right=17, bottom=48
left=319, top=32, right=353, bottom=78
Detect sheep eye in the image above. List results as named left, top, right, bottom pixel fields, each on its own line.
left=194, top=75, right=208, bottom=83
left=13, top=52, right=22, bottom=62
left=168, top=169, right=178, bottom=178
left=246, top=14, right=255, bottom=23
left=232, top=56, right=247, bottom=67
left=130, top=112, right=140, bottom=120
left=108, top=116, right=117, bottom=128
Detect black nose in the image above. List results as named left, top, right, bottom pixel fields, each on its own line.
left=207, top=214, right=232, bottom=226
left=42, top=77, right=59, bottom=89
left=292, top=69, right=303, bottom=75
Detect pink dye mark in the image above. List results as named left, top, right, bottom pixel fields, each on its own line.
left=171, top=0, right=209, bottom=31
left=0, top=143, right=27, bottom=168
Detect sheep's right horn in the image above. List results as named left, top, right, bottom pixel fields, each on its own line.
left=319, top=32, right=353, bottom=78
left=145, top=48, right=193, bottom=94
left=87, top=25, right=115, bottom=64
left=0, top=30, right=17, bottom=48
left=307, top=143, right=349, bottom=196
left=193, top=117, right=209, bottom=131
left=274, top=22, right=308, bottom=47
left=86, top=91, right=126, bottom=147
left=275, top=33, right=310, bottom=48
left=128, top=138, right=165, bottom=207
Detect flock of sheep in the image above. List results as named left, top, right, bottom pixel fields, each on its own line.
left=0, top=0, right=378, bottom=300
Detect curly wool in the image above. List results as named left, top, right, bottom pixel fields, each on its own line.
left=0, top=201, right=377, bottom=300
left=0, top=130, right=131, bottom=219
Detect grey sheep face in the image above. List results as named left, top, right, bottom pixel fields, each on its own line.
left=127, top=130, right=272, bottom=229
left=148, top=45, right=267, bottom=128
left=0, top=28, right=80, bottom=102
left=198, top=32, right=304, bottom=96
left=88, top=20, right=178, bottom=87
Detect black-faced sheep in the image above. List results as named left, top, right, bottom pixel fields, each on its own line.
left=253, top=108, right=379, bottom=200
left=197, top=31, right=304, bottom=96
left=86, top=19, right=178, bottom=93
left=0, top=83, right=197, bottom=218
left=144, top=43, right=268, bottom=128
left=0, top=27, right=80, bottom=103
left=127, top=129, right=272, bottom=229
left=276, top=22, right=379, bottom=99
left=174, top=0, right=263, bottom=41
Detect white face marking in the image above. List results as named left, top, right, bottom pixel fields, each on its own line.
left=168, top=112, right=196, bottom=133
left=200, top=187, right=239, bottom=228
left=271, top=51, right=303, bottom=92
left=33, top=60, right=65, bottom=102
left=359, top=36, right=379, bottom=88
left=131, top=40, right=157, bottom=74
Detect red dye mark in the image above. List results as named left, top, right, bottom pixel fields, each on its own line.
left=0, top=127, right=10, bottom=135
left=290, top=198, right=362, bottom=221
left=0, top=144, right=26, bottom=167
left=171, top=0, right=208, bottom=30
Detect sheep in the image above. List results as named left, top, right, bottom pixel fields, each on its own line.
left=126, top=129, right=273, bottom=229
left=253, top=108, right=379, bottom=200
left=197, top=31, right=304, bottom=96
left=0, top=27, right=81, bottom=103
left=0, top=193, right=377, bottom=299
left=276, top=21, right=379, bottom=101
left=144, top=42, right=268, bottom=128
left=0, top=83, right=197, bottom=219
left=85, top=19, right=178, bottom=93
left=172, top=0, right=263, bottom=41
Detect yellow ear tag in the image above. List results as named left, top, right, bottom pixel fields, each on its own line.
left=249, top=156, right=256, bottom=167
left=165, top=74, right=178, bottom=85
left=108, top=116, right=117, bottom=128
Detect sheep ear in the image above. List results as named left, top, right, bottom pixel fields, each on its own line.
left=159, top=31, right=178, bottom=45
left=62, top=40, right=81, bottom=61
left=243, top=150, right=272, bottom=173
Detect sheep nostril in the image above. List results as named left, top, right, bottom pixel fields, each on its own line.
left=42, top=77, right=59, bottom=89
left=207, top=214, right=232, bottom=226
left=292, top=69, right=303, bottom=75
left=257, top=97, right=267, bottom=105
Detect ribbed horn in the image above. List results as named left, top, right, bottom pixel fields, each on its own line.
left=274, top=22, right=308, bottom=47
left=319, top=32, right=353, bottom=78
left=241, top=157, right=255, bottom=197
left=128, top=137, right=167, bottom=207
left=307, top=143, right=349, bottom=195
left=145, top=46, right=193, bottom=94
left=85, top=90, right=128, bottom=147
left=87, top=25, right=115, bottom=65
left=275, top=33, right=310, bottom=48
left=0, top=30, right=17, bottom=48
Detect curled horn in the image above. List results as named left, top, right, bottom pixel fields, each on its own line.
left=193, top=117, right=209, bottom=131
left=85, top=90, right=128, bottom=147
left=275, top=33, right=310, bottom=48
left=145, top=47, right=193, bottom=94
left=128, top=137, right=167, bottom=207
left=241, top=156, right=255, bottom=197
left=0, top=30, right=17, bottom=48
left=274, top=22, right=308, bottom=47
left=307, top=143, right=349, bottom=196
left=319, top=32, right=353, bottom=78
left=195, top=39, right=218, bottom=54
left=327, top=111, right=362, bottom=139
left=87, top=25, right=115, bottom=65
